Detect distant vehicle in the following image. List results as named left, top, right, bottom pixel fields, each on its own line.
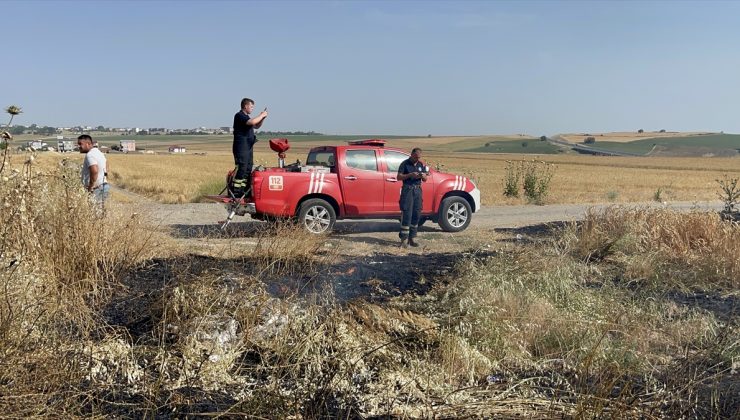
left=208, top=139, right=481, bottom=233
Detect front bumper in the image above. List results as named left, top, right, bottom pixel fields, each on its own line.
left=470, top=187, right=481, bottom=213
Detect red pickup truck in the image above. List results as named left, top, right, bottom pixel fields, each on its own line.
left=211, top=139, right=481, bottom=233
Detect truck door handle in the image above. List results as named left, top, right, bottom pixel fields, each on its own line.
left=343, top=175, right=357, bottom=180
left=386, top=177, right=397, bottom=182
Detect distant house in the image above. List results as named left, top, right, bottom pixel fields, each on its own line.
left=120, top=139, right=136, bottom=152
left=168, top=145, right=186, bottom=153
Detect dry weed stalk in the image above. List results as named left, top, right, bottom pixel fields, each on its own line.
left=570, top=206, right=739, bottom=288
left=0, top=154, right=170, bottom=415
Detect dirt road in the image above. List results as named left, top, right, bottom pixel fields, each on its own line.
left=145, top=200, right=724, bottom=231
left=123, top=198, right=725, bottom=302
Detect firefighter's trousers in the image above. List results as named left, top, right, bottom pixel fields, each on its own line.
left=232, top=136, right=255, bottom=191
left=399, top=184, right=422, bottom=240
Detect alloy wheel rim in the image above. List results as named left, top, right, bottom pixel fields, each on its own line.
left=446, top=202, right=468, bottom=228
left=304, top=206, right=330, bottom=233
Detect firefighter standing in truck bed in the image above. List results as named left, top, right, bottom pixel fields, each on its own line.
left=232, top=98, right=268, bottom=196
left=396, top=147, right=427, bottom=247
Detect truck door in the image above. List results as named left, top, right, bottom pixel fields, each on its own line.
left=382, top=150, right=434, bottom=214
left=338, top=149, right=384, bottom=215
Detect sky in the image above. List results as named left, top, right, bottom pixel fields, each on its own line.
left=3, top=0, right=740, bottom=136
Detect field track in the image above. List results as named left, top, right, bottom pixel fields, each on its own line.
left=142, top=199, right=724, bottom=231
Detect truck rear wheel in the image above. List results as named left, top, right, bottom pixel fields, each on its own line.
left=438, top=196, right=472, bottom=232
left=298, top=198, right=336, bottom=234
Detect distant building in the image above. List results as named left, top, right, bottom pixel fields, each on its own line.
left=26, top=140, right=46, bottom=150
left=58, top=140, right=75, bottom=152
left=168, top=145, right=186, bottom=153
left=120, top=139, right=136, bottom=152
left=220, top=126, right=232, bottom=134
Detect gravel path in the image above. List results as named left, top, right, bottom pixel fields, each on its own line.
left=143, top=200, right=724, bottom=230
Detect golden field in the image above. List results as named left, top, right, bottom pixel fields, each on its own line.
left=559, top=131, right=715, bottom=143
left=12, top=138, right=740, bottom=205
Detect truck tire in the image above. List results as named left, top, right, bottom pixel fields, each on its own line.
left=438, top=196, right=472, bottom=232
left=298, top=198, right=336, bottom=234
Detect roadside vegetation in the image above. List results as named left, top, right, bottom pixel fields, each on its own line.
left=1, top=142, right=737, bottom=416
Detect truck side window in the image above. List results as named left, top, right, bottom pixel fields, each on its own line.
left=384, top=151, right=408, bottom=173
left=307, top=151, right=336, bottom=168
left=346, top=150, right=378, bottom=171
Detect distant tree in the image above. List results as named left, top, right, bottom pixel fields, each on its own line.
left=427, top=134, right=432, bottom=138
left=540, top=135, right=547, bottom=141
left=96, top=125, right=105, bottom=131
left=659, top=129, right=666, bottom=133
left=39, top=126, right=57, bottom=136
left=10, top=125, right=26, bottom=135
left=638, top=129, right=644, bottom=133
left=584, top=136, right=596, bottom=144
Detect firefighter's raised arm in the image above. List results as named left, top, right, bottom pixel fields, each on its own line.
left=249, top=108, right=268, bottom=129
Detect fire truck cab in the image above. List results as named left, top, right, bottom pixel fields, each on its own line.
left=212, top=139, right=481, bottom=234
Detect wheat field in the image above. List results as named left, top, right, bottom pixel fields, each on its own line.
left=17, top=142, right=740, bottom=205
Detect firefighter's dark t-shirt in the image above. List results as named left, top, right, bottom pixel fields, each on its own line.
left=233, top=111, right=255, bottom=143
left=397, top=158, right=425, bottom=186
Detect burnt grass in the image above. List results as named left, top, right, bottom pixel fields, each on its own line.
left=103, top=249, right=497, bottom=341
left=95, top=220, right=738, bottom=418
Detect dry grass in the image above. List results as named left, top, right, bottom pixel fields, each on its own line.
left=0, top=156, right=172, bottom=416
left=432, top=152, right=740, bottom=205
left=564, top=207, right=740, bottom=289
left=433, top=208, right=738, bottom=417
left=1, top=153, right=737, bottom=417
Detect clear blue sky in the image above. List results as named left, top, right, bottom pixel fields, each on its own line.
left=4, top=0, right=740, bottom=135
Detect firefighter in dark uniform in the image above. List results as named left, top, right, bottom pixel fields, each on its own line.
left=232, top=98, right=268, bottom=196
left=397, top=147, right=427, bottom=247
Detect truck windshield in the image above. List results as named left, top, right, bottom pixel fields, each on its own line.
left=306, top=150, right=336, bottom=168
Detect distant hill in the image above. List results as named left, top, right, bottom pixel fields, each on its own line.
left=586, top=134, right=740, bottom=156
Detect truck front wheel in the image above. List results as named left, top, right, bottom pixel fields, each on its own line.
left=298, top=198, right=336, bottom=234
left=438, top=196, right=472, bottom=232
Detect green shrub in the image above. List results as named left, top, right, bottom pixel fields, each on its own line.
left=502, top=160, right=521, bottom=198
left=522, top=159, right=555, bottom=205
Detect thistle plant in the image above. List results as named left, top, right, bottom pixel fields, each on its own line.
left=522, top=159, right=555, bottom=205
left=716, top=175, right=740, bottom=216
left=1, top=105, right=22, bottom=174
left=502, top=160, right=521, bottom=198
